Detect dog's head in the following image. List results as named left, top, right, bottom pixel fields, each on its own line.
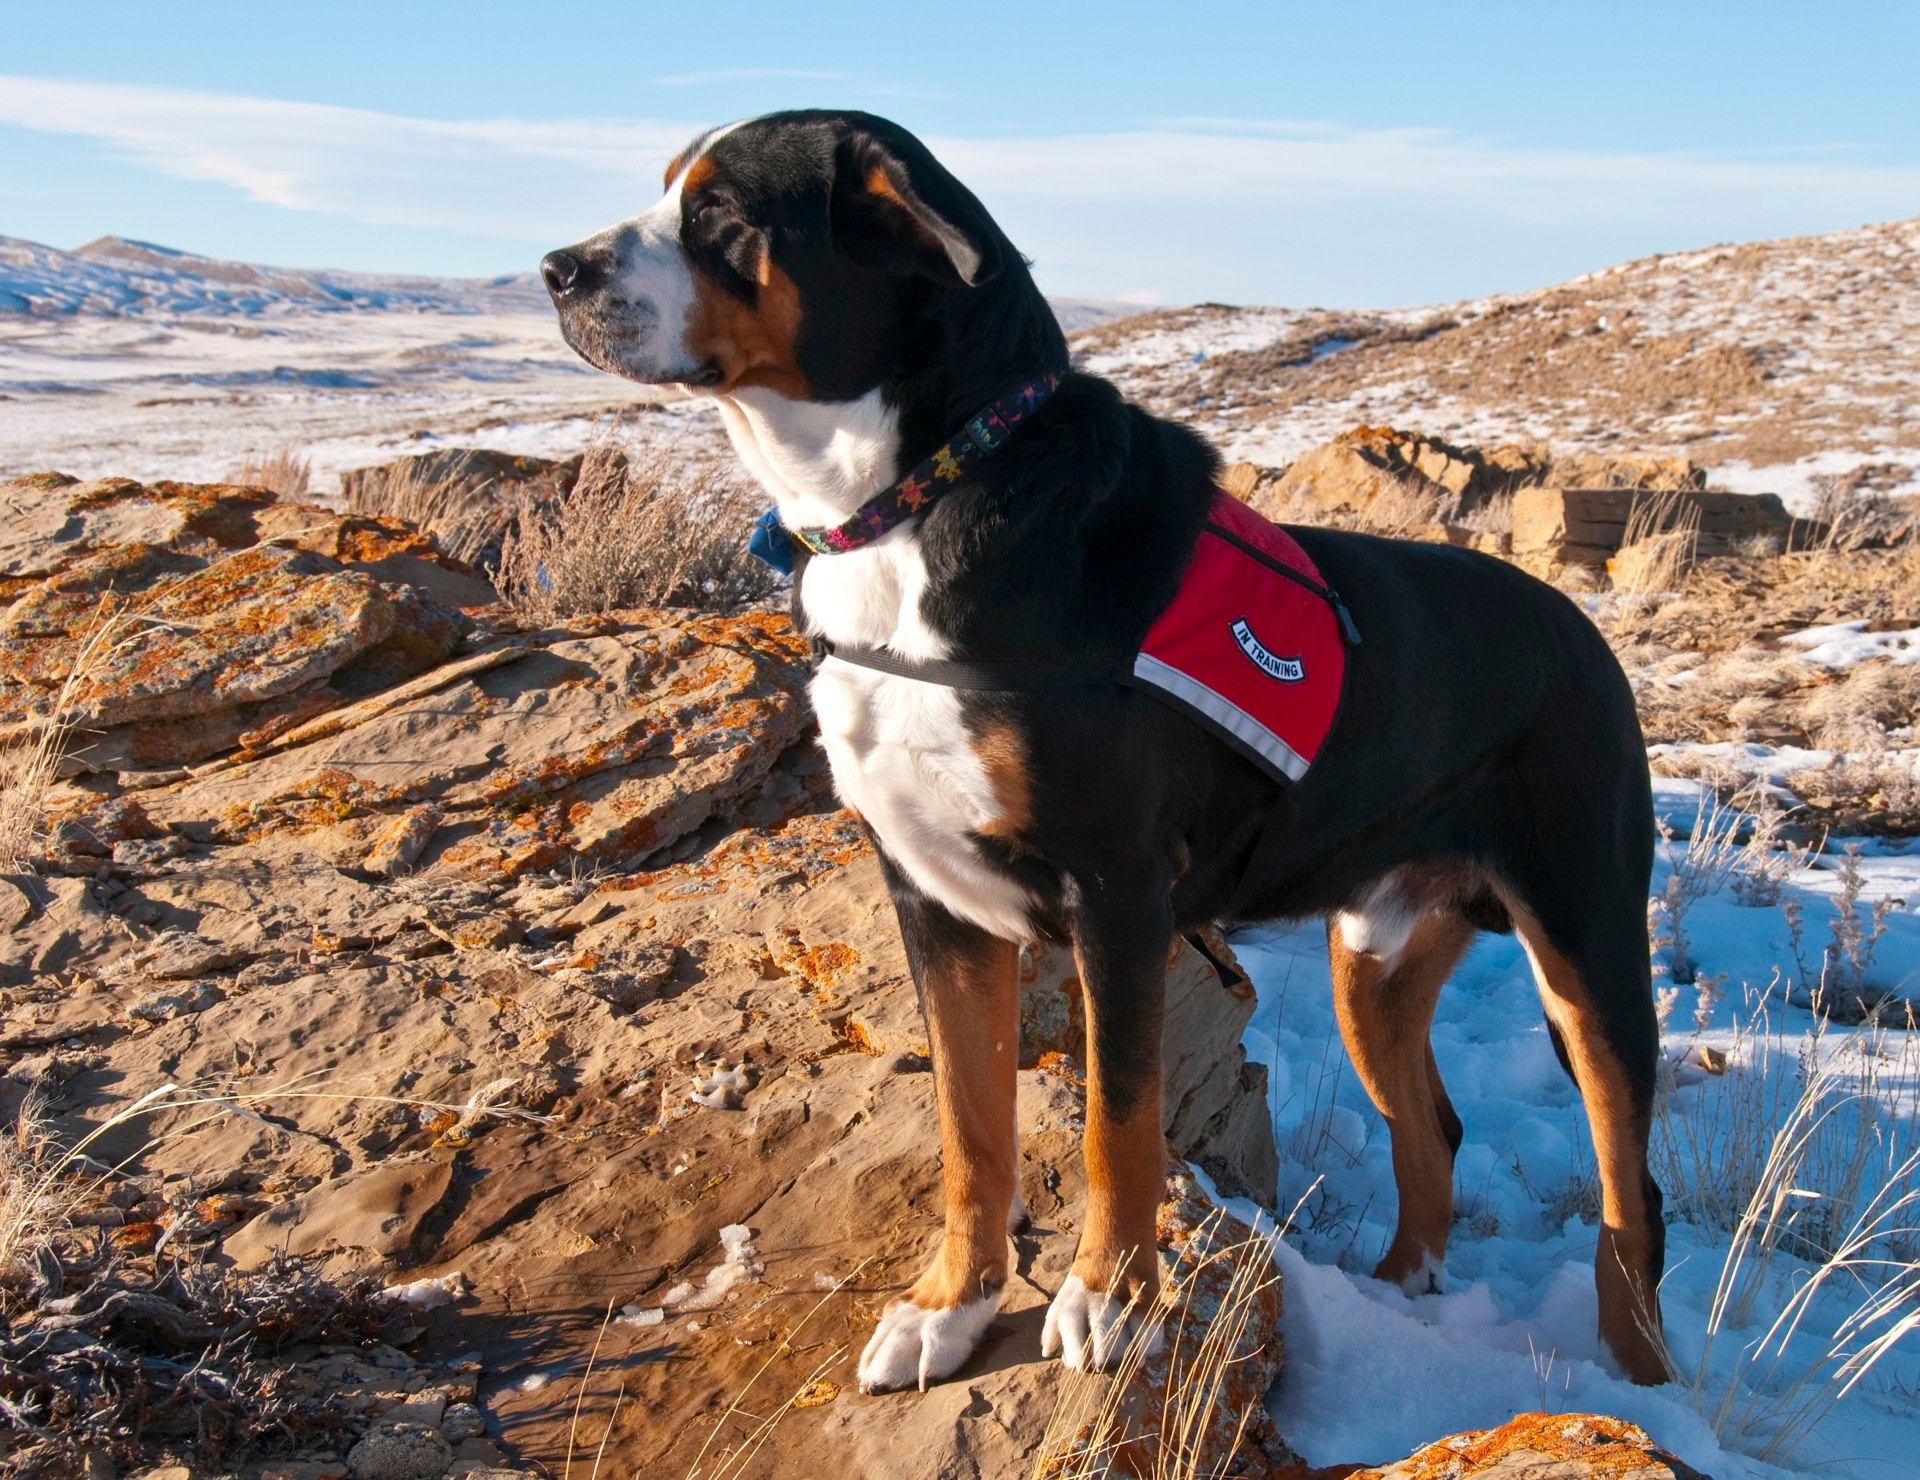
left=541, top=110, right=1062, bottom=409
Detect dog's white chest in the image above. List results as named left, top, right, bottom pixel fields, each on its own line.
left=802, top=538, right=1034, bottom=943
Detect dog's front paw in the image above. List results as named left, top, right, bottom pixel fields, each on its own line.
left=1040, top=1274, right=1163, bottom=1371
left=856, top=1292, right=1000, bottom=1394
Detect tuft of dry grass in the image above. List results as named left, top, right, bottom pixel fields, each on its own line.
left=0, top=602, right=134, bottom=873
left=230, top=446, right=312, bottom=499
left=497, top=427, right=781, bottom=623
left=1666, top=1010, right=1920, bottom=1463
left=344, top=459, right=508, bottom=567
left=1603, top=489, right=1703, bottom=642
left=1032, top=1211, right=1286, bottom=1480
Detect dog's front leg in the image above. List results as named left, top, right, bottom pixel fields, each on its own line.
left=857, top=888, right=1020, bottom=1394
left=1042, top=882, right=1171, bottom=1371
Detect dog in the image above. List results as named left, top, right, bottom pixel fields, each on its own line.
left=541, top=109, right=1669, bottom=1393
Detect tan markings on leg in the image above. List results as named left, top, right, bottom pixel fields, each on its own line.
left=903, top=935, right=1020, bottom=1311
left=1328, top=906, right=1473, bottom=1291
left=970, top=721, right=1032, bottom=842
left=1069, top=943, right=1166, bottom=1304
left=684, top=260, right=810, bottom=400
left=1511, top=914, right=1668, bottom=1385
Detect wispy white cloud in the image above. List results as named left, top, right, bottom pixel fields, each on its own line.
left=2, top=74, right=1916, bottom=302
left=652, top=67, right=851, bottom=86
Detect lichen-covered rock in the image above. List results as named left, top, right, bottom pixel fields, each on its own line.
left=1345, top=1412, right=1710, bottom=1479
left=364, top=803, right=444, bottom=877
left=0, top=474, right=476, bottom=766
left=1239, top=426, right=1539, bottom=524
left=59, top=545, right=398, bottom=724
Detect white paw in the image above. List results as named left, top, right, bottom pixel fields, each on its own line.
left=1008, top=1187, right=1031, bottom=1235
left=856, top=1291, right=1000, bottom=1394
left=1388, top=1252, right=1445, bottom=1297
left=1040, top=1274, right=1163, bottom=1371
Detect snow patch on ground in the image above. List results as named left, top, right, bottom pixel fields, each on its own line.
left=1214, top=799, right=1920, bottom=1478
left=1781, top=621, right=1920, bottom=669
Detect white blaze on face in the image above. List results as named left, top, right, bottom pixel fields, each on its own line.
left=560, top=121, right=744, bottom=384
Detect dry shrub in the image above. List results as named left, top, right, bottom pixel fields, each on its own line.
left=1810, top=471, right=1918, bottom=553
left=229, top=446, right=312, bottom=499
left=1801, top=662, right=1920, bottom=750
left=344, top=460, right=507, bottom=568
left=497, top=436, right=780, bottom=623
left=0, top=1080, right=472, bottom=1472
left=1632, top=648, right=1810, bottom=747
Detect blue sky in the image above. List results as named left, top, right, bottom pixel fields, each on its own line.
left=3, top=1, right=1918, bottom=307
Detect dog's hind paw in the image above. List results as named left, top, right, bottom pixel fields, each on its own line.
left=856, top=1292, right=1000, bottom=1394
left=1040, top=1274, right=1163, bottom=1371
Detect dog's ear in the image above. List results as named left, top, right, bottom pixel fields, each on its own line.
left=830, top=129, right=1002, bottom=288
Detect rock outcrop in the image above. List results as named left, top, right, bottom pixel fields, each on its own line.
left=0, top=471, right=1283, bottom=1477
left=0, top=474, right=495, bottom=778
left=1338, top=1412, right=1709, bottom=1479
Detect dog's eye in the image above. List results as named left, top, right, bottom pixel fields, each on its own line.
left=691, top=203, right=724, bottom=235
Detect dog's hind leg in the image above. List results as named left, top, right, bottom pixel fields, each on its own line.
left=857, top=891, right=1020, bottom=1394
left=1506, top=897, right=1669, bottom=1385
left=1327, top=898, right=1474, bottom=1293
left=1041, top=883, right=1173, bottom=1372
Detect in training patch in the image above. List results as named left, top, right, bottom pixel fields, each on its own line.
left=1130, top=491, right=1351, bottom=783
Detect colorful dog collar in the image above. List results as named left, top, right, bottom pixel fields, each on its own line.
left=749, top=371, right=1061, bottom=575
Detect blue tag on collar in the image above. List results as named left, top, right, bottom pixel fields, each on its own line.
left=748, top=508, right=798, bottom=576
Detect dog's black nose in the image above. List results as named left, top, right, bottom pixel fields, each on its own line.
left=541, top=249, right=587, bottom=301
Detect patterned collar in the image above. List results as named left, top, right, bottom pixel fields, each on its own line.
left=748, top=370, right=1061, bottom=574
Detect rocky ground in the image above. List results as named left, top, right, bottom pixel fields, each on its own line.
left=0, top=471, right=1300, bottom=1478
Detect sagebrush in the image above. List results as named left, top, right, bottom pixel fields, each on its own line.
left=497, top=436, right=780, bottom=622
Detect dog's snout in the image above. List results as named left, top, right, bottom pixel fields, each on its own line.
left=541, top=248, right=593, bottom=301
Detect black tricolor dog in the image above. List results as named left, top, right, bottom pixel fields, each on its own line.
left=542, top=110, right=1668, bottom=1392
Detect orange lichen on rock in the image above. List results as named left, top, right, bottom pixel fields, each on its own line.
left=1340, top=1412, right=1708, bottom=1480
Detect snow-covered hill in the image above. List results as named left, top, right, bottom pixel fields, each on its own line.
left=1077, top=217, right=1920, bottom=507
left=0, top=235, right=548, bottom=318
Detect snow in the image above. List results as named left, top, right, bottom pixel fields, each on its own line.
left=1209, top=801, right=1920, bottom=1477
left=1781, top=621, right=1920, bottom=669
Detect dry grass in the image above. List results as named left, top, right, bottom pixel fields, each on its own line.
left=344, top=459, right=508, bottom=567
left=1664, top=1009, right=1920, bottom=1462
left=1809, top=472, right=1918, bottom=553
left=0, top=1075, right=545, bottom=1471
left=497, top=429, right=780, bottom=623
left=1601, top=489, right=1704, bottom=643
left=1032, top=1213, right=1285, bottom=1480
left=0, top=602, right=134, bottom=873
left=229, top=446, right=313, bottom=500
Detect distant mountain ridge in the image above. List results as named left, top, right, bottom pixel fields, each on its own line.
left=0, top=235, right=550, bottom=318
left=0, top=234, right=1139, bottom=330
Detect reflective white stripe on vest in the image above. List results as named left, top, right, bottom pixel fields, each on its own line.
left=1131, top=652, right=1312, bottom=781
